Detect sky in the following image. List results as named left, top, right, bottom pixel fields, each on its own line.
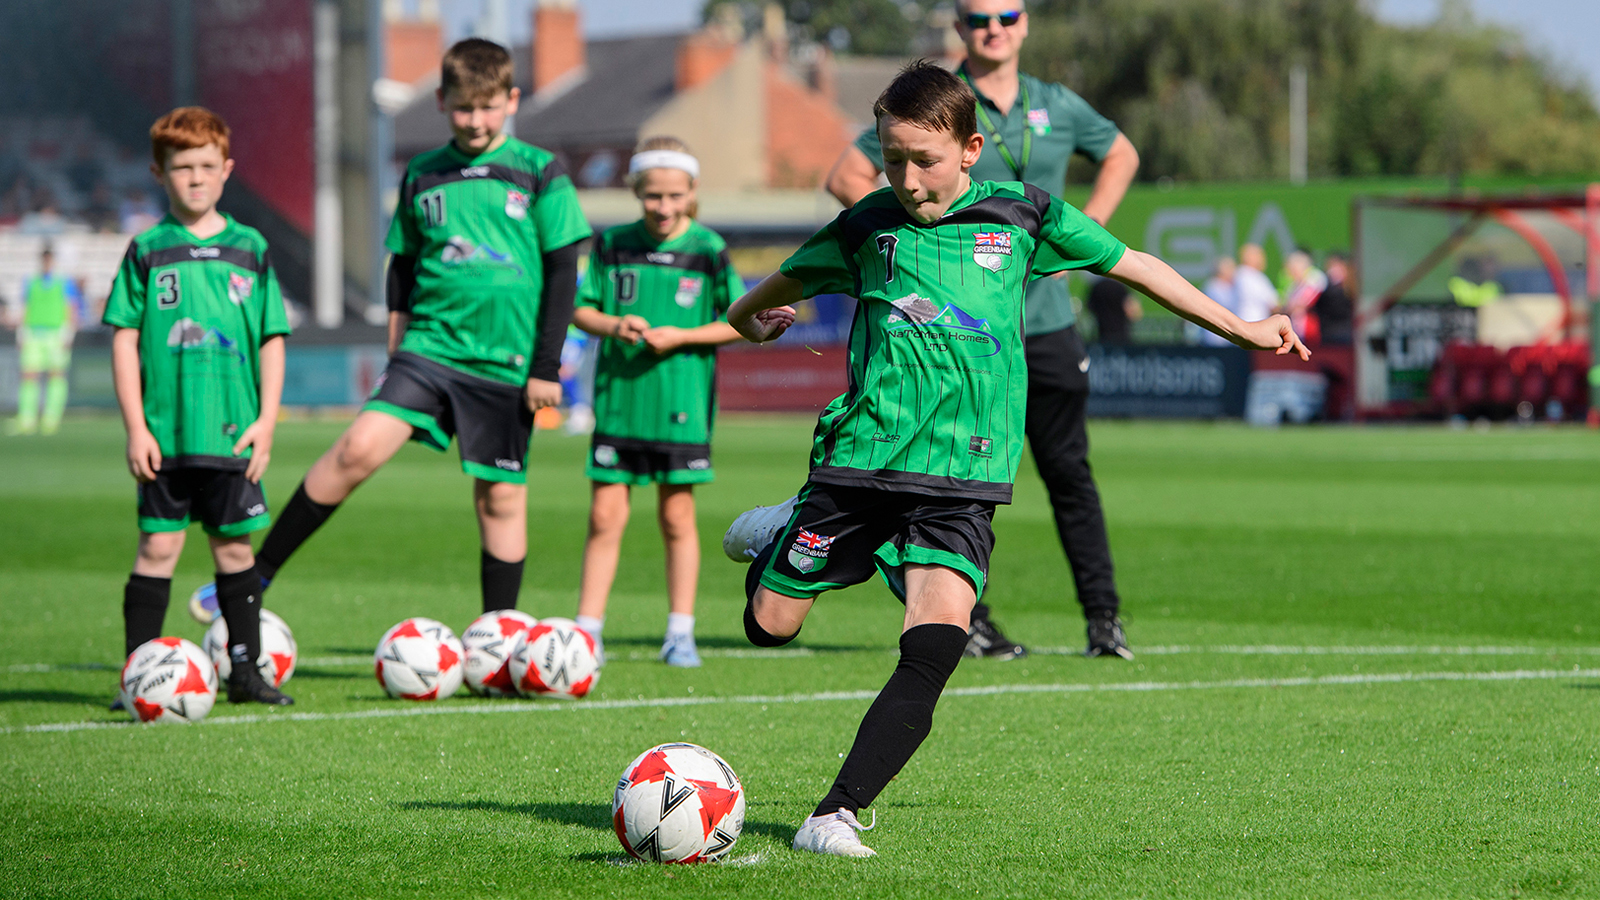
left=433, top=0, right=1599, bottom=103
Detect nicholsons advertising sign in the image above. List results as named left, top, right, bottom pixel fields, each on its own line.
left=1086, top=345, right=1251, bottom=418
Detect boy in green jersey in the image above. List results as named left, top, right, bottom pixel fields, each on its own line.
left=723, top=61, right=1309, bottom=856
left=210, top=39, right=590, bottom=617
left=9, top=244, right=83, bottom=435
left=569, top=137, right=744, bottom=668
left=104, top=107, right=292, bottom=706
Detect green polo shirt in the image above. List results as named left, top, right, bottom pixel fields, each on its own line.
left=854, top=64, right=1120, bottom=336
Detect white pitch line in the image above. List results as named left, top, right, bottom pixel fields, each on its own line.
left=4, top=667, right=1595, bottom=736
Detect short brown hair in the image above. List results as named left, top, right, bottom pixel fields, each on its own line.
left=441, top=38, right=514, bottom=102
left=149, top=107, right=231, bottom=168
left=872, top=59, right=976, bottom=143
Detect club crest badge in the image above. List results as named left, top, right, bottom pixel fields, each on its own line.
left=1027, top=108, right=1052, bottom=135
left=593, top=445, right=618, bottom=467
left=674, top=275, right=703, bottom=308
left=227, top=272, right=255, bottom=305
left=505, top=189, right=529, bottom=220
left=972, top=231, right=1013, bottom=273
left=787, top=528, right=836, bottom=574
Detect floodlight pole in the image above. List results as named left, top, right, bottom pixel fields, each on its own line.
left=313, top=0, right=344, bottom=328
left=1289, top=64, right=1307, bottom=186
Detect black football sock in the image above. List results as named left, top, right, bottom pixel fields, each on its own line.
left=216, top=566, right=263, bottom=676
left=813, top=623, right=968, bottom=818
left=256, top=482, right=340, bottom=582
left=123, top=574, right=172, bottom=656
left=480, top=550, right=525, bottom=613
left=971, top=601, right=992, bottom=621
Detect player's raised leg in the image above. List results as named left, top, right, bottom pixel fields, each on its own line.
left=474, top=478, right=527, bottom=613
left=794, top=564, right=972, bottom=858
left=658, top=483, right=701, bottom=667
left=575, top=481, right=630, bottom=661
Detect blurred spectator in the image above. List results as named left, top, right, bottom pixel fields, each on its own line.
left=1199, top=255, right=1238, bottom=347
left=65, top=145, right=104, bottom=195
left=1281, top=250, right=1327, bottom=344
left=1319, top=253, right=1353, bottom=346
left=1235, top=243, right=1279, bottom=323
left=8, top=244, right=82, bottom=436
left=1086, top=274, right=1141, bottom=345
left=119, top=188, right=160, bottom=234
left=82, top=182, right=119, bottom=233
left=18, top=195, right=67, bottom=235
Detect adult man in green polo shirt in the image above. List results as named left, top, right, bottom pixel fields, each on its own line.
left=10, top=245, right=83, bottom=435
left=826, top=0, right=1141, bottom=660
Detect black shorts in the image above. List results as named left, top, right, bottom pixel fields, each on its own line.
left=587, top=436, right=713, bottom=485
left=758, top=482, right=996, bottom=601
left=364, top=352, right=534, bottom=483
left=137, top=465, right=269, bottom=538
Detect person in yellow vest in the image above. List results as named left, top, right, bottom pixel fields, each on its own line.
left=11, top=245, right=83, bottom=435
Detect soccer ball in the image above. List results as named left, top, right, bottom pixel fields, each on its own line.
left=613, top=743, right=746, bottom=863
left=461, top=609, right=538, bottom=697
left=374, top=617, right=464, bottom=701
left=508, top=617, right=598, bottom=699
left=119, top=637, right=218, bottom=724
left=201, top=609, right=298, bottom=687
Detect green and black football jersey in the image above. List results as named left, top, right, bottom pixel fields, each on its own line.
left=386, top=137, right=591, bottom=386
left=578, top=219, right=743, bottom=446
left=779, top=180, right=1125, bottom=502
left=103, top=213, right=290, bottom=467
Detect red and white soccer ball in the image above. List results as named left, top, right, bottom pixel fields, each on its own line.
left=119, top=637, right=218, bottom=724
left=613, top=743, right=746, bottom=863
left=374, top=617, right=464, bottom=701
left=201, top=609, right=298, bottom=687
left=462, top=609, right=538, bottom=697
left=508, top=617, right=598, bottom=699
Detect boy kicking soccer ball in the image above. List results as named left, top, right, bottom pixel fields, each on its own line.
left=105, top=107, right=292, bottom=706
left=190, top=39, right=590, bottom=620
left=723, top=61, right=1308, bottom=856
left=569, top=137, right=744, bottom=667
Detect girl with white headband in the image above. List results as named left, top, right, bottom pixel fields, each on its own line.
left=569, top=136, right=745, bottom=667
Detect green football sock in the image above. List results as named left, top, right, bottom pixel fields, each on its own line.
left=42, top=375, right=67, bottom=432
left=16, top=378, right=40, bottom=431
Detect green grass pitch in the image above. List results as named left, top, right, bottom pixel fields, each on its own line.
left=2, top=416, right=1597, bottom=898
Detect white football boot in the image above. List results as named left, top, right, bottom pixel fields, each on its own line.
left=722, top=495, right=798, bottom=563
left=792, top=808, right=876, bottom=858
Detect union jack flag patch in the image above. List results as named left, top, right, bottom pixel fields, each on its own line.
left=227, top=272, right=255, bottom=305
left=795, top=529, right=835, bottom=552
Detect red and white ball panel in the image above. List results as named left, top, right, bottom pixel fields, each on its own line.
left=120, top=637, right=218, bottom=724
left=508, top=617, right=599, bottom=699
left=374, top=617, right=464, bottom=701
left=462, top=609, right=538, bottom=697
left=202, top=608, right=298, bottom=687
left=613, top=743, right=746, bottom=864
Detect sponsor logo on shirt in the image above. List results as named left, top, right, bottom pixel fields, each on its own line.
left=189, top=246, right=222, bottom=259
left=593, top=445, right=618, bottom=467
left=1027, top=108, right=1051, bottom=135
left=165, top=318, right=243, bottom=362
left=871, top=433, right=900, bottom=442
left=227, top=272, right=255, bottom=305
left=647, top=252, right=675, bottom=265
left=504, top=189, right=529, bottom=221
left=972, top=232, right=1013, bottom=273
left=884, top=293, right=999, bottom=358
left=460, top=165, right=490, bottom=178
left=968, top=436, right=993, bottom=458
left=440, top=236, right=523, bottom=275
left=674, top=276, right=702, bottom=308
left=787, top=528, right=836, bottom=574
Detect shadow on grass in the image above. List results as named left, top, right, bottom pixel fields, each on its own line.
left=603, top=635, right=881, bottom=654
left=0, top=689, right=114, bottom=705
left=284, top=668, right=364, bottom=680
left=1567, top=682, right=1600, bottom=690
left=396, top=799, right=795, bottom=844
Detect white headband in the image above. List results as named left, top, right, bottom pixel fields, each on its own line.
left=628, top=150, right=699, bottom=179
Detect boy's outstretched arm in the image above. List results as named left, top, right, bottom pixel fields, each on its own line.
left=111, top=327, right=161, bottom=482
left=234, top=335, right=284, bottom=483
left=1107, top=249, right=1310, bottom=360
left=725, top=273, right=803, bottom=344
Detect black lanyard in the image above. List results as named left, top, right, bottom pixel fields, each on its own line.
left=961, top=69, right=1031, bottom=180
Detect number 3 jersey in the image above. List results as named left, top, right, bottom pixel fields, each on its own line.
left=385, top=138, right=592, bottom=386
left=577, top=219, right=744, bottom=447
left=103, top=213, right=290, bottom=467
left=779, top=180, right=1126, bottom=503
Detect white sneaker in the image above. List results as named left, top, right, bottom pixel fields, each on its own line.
left=792, top=808, right=876, bottom=857
left=722, top=495, right=798, bottom=563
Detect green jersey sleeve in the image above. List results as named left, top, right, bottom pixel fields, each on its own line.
left=259, top=250, right=291, bottom=339
left=576, top=236, right=606, bottom=310
left=384, top=178, right=423, bottom=257
left=102, top=243, right=145, bottom=329
left=1048, top=82, right=1120, bottom=163
left=779, top=215, right=856, bottom=298
left=854, top=124, right=883, bottom=169
left=531, top=165, right=591, bottom=251
left=1031, top=196, right=1126, bottom=278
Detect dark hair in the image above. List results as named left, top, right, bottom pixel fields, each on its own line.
left=441, top=38, right=514, bottom=102
left=871, top=59, right=976, bottom=142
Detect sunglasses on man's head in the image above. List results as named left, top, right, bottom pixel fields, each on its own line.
left=963, top=10, right=1022, bottom=29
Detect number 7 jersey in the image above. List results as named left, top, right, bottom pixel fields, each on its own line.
left=778, top=180, right=1126, bottom=503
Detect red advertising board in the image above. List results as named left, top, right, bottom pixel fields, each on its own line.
left=718, top=345, right=848, bottom=412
